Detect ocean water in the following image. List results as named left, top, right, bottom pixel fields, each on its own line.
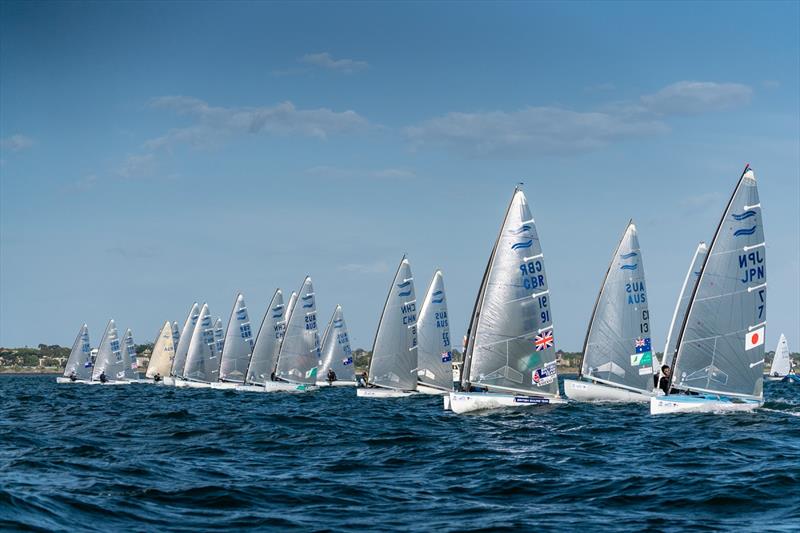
left=1, top=375, right=798, bottom=532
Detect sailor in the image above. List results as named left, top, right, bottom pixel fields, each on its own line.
left=658, top=365, right=672, bottom=395
left=327, top=368, right=337, bottom=385
left=69, top=371, right=77, bottom=382
left=270, top=370, right=276, bottom=382
left=99, top=371, right=108, bottom=383
left=357, top=371, right=368, bottom=387
left=153, top=373, right=162, bottom=383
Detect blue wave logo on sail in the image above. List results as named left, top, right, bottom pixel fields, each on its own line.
left=431, top=290, right=444, bottom=303
left=398, top=290, right=412, bottom=297
left=620, top=264, right=638, bottom=271
left=236, top=310, right=247, bottom=320
left=733, top=225, right=757, bottom=237
left=731, top=210, right=756, bottom=221
left=302, top=302, right=314, bottom=308
left=509, top=225, right=531, bottom=235
left=397, top=281, right=412, bottom=288
left=511, top=240, right=533, bottom=250
left=619, top=252, right=638, bottom=259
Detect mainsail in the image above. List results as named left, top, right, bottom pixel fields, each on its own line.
left=416, top=270, right=453, bottom=391
left=183, top=304, right=221, bottom=382
left=461, top=187, right=559, bottom=397
left=276, top=278, right=320, bottom=384
left=219, top=293, right=254, bottom=383
left=671, top=166, right=766, bottom=399
left=579, top=221, right=653, bottom=393
left=368, top=256, right=418, bottom=390
left=244, top=289, right=285, bottom=385
left=318, top=305, right=355, bottom=382
left=171, top=321, right=180, bottom=349
left=662, top=242, right=708, bottom=368
left=146, top=321, right=176, bottom=378
left=92, top=319, right=123, bottom=381
left=121, top=329, right=138, bottom=379
left=63, top=324, right=92, bottom=379
left=172, top=302, right=200, bottom=377
left=770, top=334, right=792, bottom=377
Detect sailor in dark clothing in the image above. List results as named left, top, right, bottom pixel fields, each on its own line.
left=69, top=371, right=77, bottom=382
left=153, top=373, right=162, bottom=383
left=326, top=368, right=337, bottom=385
left=658, top=365, right=672, bottom=395
left=99, top=371, right=108, bottom=383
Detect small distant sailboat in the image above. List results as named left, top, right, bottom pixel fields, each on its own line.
left=652, top=165, right=766, bottom=414
left=90, top=319, right=130, bottom=385
left=449, top=187, right=565, bottom=413
left=177, top=303, right=221, bottom=388
left=415, top=270, right=453, bottom=395
left=357, top=256, right=419, bottom=398
left=239, top=289, right=285, bottom=391
left=316, top=305, right=356, bottom=386
left=145, top=321, right=177, bottom=383
left=213, top=293, right=254, bottom=389
left=169, top=302, right=200, bottom=385
left=268, top=278, right=319, bottom=392
left=767, top=334, right=797, bottom=382
left=564, top=221, right=655, bottom=402
left=57, top=324, right=92, bottom=383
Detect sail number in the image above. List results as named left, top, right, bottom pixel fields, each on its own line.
left=305, top=314, right=317, bottom=330
left=520, top=261, right=545, bottom=290
left=757, top=289, right=765, bottom=319
left=640, top=309, right=649, bottom=334
left=739, top=250, right=765, bottom=284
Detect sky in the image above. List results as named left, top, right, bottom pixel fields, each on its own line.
left=1, top=1, right=798, bottom=353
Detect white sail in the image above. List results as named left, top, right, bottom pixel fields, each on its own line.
left=218, top=293, right=254, bottom=383
left=63, top=324, right=92, bottom=379
left=172, top=302, right=200, bottom=377
left=461, top=187, right=559, bottom=397
left=671, top=166, right=766, bottom=399
left=318, top=305, right=355, bottom=382
left=276, top=278, right=320, bottom=384
left=92, top=319, right=123, bottom=381
left=146, top=321, right=176, bottom=378
left=769, top=334, right=792, bottom=377
left=662, top=242, right=708, bottom=368
left=121, top=329, right=138, bottom=379
left=183, top=304, right=221, bottom=383
left=245, top=289, right=285, bottom=385
left=368, top=256, right=418, bottom=391
left=416, top=270, right=453, bottom=391
left=171, top=321, right=180, bottom=349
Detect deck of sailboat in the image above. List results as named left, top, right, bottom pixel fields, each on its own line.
left=564, top=378, right=652, bottom=403
left=650, top=394, right=762, bottom=415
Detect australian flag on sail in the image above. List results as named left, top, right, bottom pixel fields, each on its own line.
left=342, top=356, right=353, bottom=366
left=534, top=332, right=554, bottom=351
left=635, top=337, right=651, bottom=353
left=441, top=351, right=452, bottom=363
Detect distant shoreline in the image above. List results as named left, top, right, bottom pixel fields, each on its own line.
left=0, top=368, right=62, bottom=375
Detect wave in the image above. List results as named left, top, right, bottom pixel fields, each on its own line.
left=511, top=240, right=533, bottom=250
left=731, top=210, right=757, bottom=220
left=734, top=225, right=757, bottom=236
left=509, top=224, right=531, bottom=235
left=396, top=281, right=411, bottom=288
left=620, top=264, right=638, bottom=270
left=619, top=252, right=638, bottom=259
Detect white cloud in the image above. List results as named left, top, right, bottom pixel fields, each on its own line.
left=117, top=153, right=156, bottom=178
left=338, top=260, right=390, bottom=274
left=640, top=81, right=752, bottom=115
left=300, top=52, right=368, bottom=73
left=0, top=134, right=34, bottom=152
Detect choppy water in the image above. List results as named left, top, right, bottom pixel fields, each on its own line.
left=1, top=375, right=799, bottom=532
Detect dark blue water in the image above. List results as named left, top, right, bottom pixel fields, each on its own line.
left=1, top=375, right=798, bottom=532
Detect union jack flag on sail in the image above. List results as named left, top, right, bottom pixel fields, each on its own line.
left=534, top=331, right=554, bottom=351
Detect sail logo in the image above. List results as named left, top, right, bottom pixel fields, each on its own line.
left=533, top=332, right=554, bottom=351
left=301, top=294, right=314, bottom=309
left=236, top=309, right=248, bottom=320
left=620, top=263, right=638, bottom=271
left=731, top=210, right=757, bottom=221
left=333, top=319, right=344, bottom=329
left=431, top=290, right=444, bottom=304
left=745, top=327, right=765, bottom=350
left=532, top=361, right=556, bottom=386
left=620, top=252, right=638, bottom=259
left=733, top=225, right=757, bottom=237
left=509, top=224, right=531, bottom=235
left=511, top=239, right=533, bottom=250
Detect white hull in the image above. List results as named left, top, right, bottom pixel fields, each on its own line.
left=764, top=376, right=784, bottom=381
left=650, top=394, right=762, bottom=415
left=356, top=387, right=417, bottom=398
left=162, top=376, right=176, bottom=386
left=175, top=380, right=213, bottom=389
left=263, top=381, right=315, bottom=393
left=84, top=380, right=130, bottom=386
left=443, top=395, right=451, bottom=410
left=448, top=391, right=566, bottom=414
left=209, top=381, right=241, bottom=390
left=416, top=383, right=449, bottom=396
left=56, top=377, right=91, bottom=384
left=315, top=380, right=357, bottom=387
left=126, top=378, right=149, bottom=384
left=564, top=379, right=651, bottom=403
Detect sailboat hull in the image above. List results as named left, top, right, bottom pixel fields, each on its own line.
left=443, top=395, right=451, bottom=410
left=175, top=379, right=212, bottom=389
left=448, top=391, right=566, bottom=413
left=56, top=377, right=91, bottom=384
left=84, top=380, right=130, bottom=386
left=650, top=394, right=762, bottom=415
left=315, top=380, right=357, bottom=387
left=416, top=383, right=449, bottom=396
left=356, top=387, right=417, bottom=398
left=564, top=379, right=651, bottom=403
left=209, top=381, right=241, bottom=390
left=263, top=381, right=316, bottom=393
left=162, top=376, right=176, bottom=386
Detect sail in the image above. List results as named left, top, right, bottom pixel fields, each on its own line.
left=461, top=187, right=559, bottom=397
left=146, top=321, right=176, bottom=378
left=63, top=324, right=92, bottom=379
left=171, top=321, right=180, bottom=348
left=219, top=293, right=254, bottom=382
left=183, top=304, right=222, bottom=382
left=92, top=319, right=123, bottom=381
left=580, top=221, right=653, bottom=393
left=318, top=305, right=355, bottom=382
left=121, top=329, right=138, bottom=379
left=770, top=334, right=791, bottom=377
left=368, top=257, right=418, bottom=390
left=416, top=270, right=453, bottom=391
left=244, top=289, right=285, bottom=385
left=672, top=166, right=766, bottom=398
left=662, top=242, right=708, bottom=368
left=276, top=278, right=320, bottom=384
left=172, top=302, right=200, bottom=377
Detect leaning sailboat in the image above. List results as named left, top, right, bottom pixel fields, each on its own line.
left=415, top=270, right=454, bottom=395
left=57, top=324, right=93, bottom=383
left=177, top=303, right=221, bottom=388
left=449, top=186, right=565, bottom=413
left=652, top=165, right=767, bottom=414
left=767, top=334, right=797, bottom=382
left=145, top=321, right=176, bottom=383
left=169, top=302, right=200, bottom=385
left=91, top=319, right=130, bottom=385
left=316, top=305, right=356, bottom=386
left=239, top=289, right=286, bottom=391
left=212, top=293, right=254, bottom=389
left=564, top=221, right=655, bottom=402
left=268, top=277, right=319, bottom=392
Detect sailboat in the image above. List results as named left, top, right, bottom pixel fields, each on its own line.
left=145, top=321, right=176, bottom=383
left=213, top=293, right=254, bottom=389
left=449, top=187, right=565, bottom=413
left=767, top=334, right=797, bottom=382
left=316, top=305, right=356, bottom=386
left=177, top=303, right=221, bottom=388
left=267, top=278, right=319, bottom=392
left=90, top=319, right=130, bottom=385
left=564, top=221, right=655, bottom=402
left=238, top=289, right=286, bottom=391
left=57, top=324, right=93, bottom=383
left=651, top=165, right=766, bottom=414
left=121, top=328, right=140, bottom=382
left=415, top=270, right=454, bottom=395
left=357, top=256, right=419, bottom=398
left=168, top=302, right=200, bottom=385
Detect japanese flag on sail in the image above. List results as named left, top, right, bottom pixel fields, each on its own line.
left=745, top=327, right=765, bottom=350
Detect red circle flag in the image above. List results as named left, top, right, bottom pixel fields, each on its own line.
left=752, top=333, right=759, bottom=344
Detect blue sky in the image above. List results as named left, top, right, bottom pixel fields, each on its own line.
left=1, top=1, right=798, bottom=352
